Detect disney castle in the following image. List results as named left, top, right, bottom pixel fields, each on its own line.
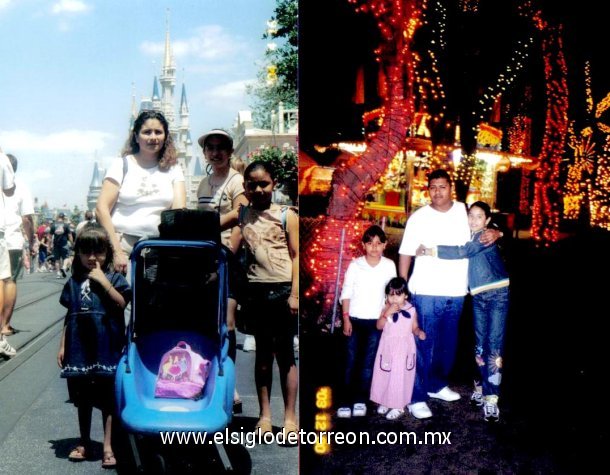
left=87, top=21, right=202, bottom=211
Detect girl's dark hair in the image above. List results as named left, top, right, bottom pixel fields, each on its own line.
left=385, top=277, right=408, bottom=296
left=122, top=110, right=177, bottom=170
left=72, top=223, right=114, bottom=275
left=244, top=160, right=276, bottom=181
left=362, top=224, right=387, bottom=243
left=469, top=201, right=492, bottom=219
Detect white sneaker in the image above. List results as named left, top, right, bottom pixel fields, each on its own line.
left=483, top=395, right=500, bottom=422
left=336, top=407, right=351, bottom=418
left=408, top=402, right=432, bottom=419
left=352, top=403, right=367, bottom=417
left=0, top=337, right=16, bottom=357
left=385, top=408, right=404, bottom=420
left=293, top=335, right=299, bottom=352
left=242, top=335, right=256, bottom=352
left=427, top=386, right=461, bottom=402
left=377, top=405, right=389, bottom=415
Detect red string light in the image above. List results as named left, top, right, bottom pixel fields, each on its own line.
left=304, top=0, right=423, bottom=325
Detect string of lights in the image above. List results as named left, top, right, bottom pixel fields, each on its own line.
left=473, top=37, right=534, bottom=128
left=530, top=16, right=568, bottom=245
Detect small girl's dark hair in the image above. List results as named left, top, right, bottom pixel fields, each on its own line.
left=244, top=160, right=276, bottom=181
left=362, top=224, right=387, bottom=243
left=72, top=223, right=114, bottom=275
left=385, top=277, right=408, bottom=295
left=468, top=200, right=492, bottom=218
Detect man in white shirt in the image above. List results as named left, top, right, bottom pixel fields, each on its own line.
left=399, top=169, right=480, bottom=419
left=0, top=150, right=16, bottom=357
left=2, top=154, right=35, bottom=340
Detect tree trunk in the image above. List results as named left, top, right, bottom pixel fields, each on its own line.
left=530, top=20, right=568, bottom=245
left=303, top=0, right=423, bottom=326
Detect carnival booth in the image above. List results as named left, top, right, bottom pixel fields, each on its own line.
left=301, top=120, right=536, bottom=232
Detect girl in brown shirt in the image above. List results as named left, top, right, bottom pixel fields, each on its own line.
left=221, top=160, right=298, bottom=438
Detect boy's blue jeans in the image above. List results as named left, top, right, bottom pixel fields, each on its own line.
left=344, top=317, right=381, bottom=405
left=472, top=286, right=509, bottom=397
left=411, top=295, right=464, bottom=404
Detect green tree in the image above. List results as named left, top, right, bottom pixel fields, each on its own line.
left=247, top=0, right=297, bottom=129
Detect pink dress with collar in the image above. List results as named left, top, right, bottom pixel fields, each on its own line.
left=369, top=304, right=417, bottom=410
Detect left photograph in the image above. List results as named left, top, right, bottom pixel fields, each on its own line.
left=0, top=1, right=298, bottom=473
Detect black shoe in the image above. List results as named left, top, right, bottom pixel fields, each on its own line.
left=61, top=269, right=67, bottom=278
left=233, top=400, right=243, bottom=414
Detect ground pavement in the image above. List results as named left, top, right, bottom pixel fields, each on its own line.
left=300, top=227, right=607, bottom=474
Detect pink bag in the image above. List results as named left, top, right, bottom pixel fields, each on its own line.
left=154, top=341, right=211, bottom=399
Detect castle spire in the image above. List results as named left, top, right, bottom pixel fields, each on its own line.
left=164, top=9, right=172, bottom=72
left=160, top=8, right=176, bottom=126
left=129, top=82, right=137, bottom=128
left=180, top=83, right=189, bottom=115
left=152, top=76, right=161, bottom=110
left=89, top=161, right=102, bottom=188
left=87, top=160, right=104, bottom=211
left=152, top=76, right=160, bottom=101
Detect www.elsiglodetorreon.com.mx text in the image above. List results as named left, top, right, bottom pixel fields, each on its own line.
left=159, top=428, right=452, bottom=448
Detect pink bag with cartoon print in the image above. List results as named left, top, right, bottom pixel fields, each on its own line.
left=154, top=341, right=211, bottom=399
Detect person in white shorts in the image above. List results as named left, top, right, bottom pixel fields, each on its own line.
left=0, top=150, right=16, bottom=357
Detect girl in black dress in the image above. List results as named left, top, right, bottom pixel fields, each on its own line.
left=57, top=223, right=130, bottom=468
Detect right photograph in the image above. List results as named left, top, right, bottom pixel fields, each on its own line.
left=298, top=0, right=606, bottom=473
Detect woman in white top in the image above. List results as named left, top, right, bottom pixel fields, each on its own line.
left=96, top=110, right=186, bottom=275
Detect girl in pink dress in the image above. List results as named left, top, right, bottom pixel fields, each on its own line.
left=370, top=277, right=426, bottom=419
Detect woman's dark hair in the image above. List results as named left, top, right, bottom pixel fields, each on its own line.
left=385, top=277, right=408, bottom=296
left=362, top=224, right=387, bottom=244
left=244, top=160, right=276, bottom=181
left=72, top=223, right=114, bottom=275
left=468, top=200, right=492, bottom=219
left=122, top=110, right=177, bottom=170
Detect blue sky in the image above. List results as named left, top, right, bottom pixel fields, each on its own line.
left=0, top=0, right=276, bottom=209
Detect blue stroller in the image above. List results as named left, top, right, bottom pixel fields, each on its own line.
left=115, top=213, right=235, bottom=472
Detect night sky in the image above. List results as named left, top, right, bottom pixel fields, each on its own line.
left=299, top=0, right=610, bottom=151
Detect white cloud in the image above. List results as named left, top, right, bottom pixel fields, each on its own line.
left=204, top=79, right=254, bottom=100
left=0, top=129, right=113, bottom=155
left=52, top=0, right=90, bottom=14
left=0, top=0, right=12, bottom=11
left=57, top=19, right=70, bottom=31
left=26, top=169, right=53, bottom=183
left=199, top=79, right=255, bottom=116
left=140, top=25, right=248, bottom=61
